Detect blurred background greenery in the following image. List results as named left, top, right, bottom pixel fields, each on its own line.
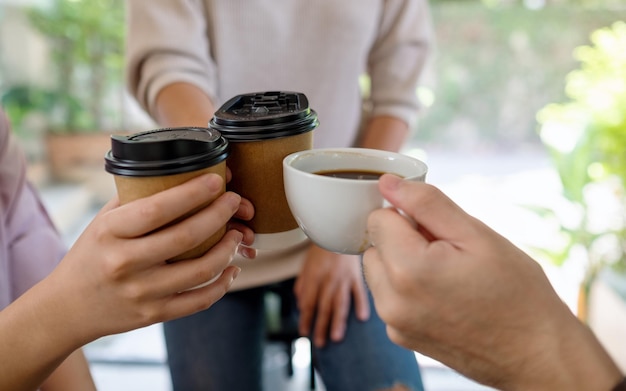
left=1, top=0, right=126, bottom=138
left=0, top=0, right=623, bottom=153
left=418, top=0, right=622, bottom=152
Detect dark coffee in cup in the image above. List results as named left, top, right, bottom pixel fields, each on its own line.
left=315, top=169, right=388, bottom=180
left=104, top=127, right=229, bottom=262
left=209, top=91, right=318, bottom=250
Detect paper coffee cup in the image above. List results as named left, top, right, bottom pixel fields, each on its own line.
left=104, top=127, right=230, bottom=262
left=209, top=91, right=318, bottom=250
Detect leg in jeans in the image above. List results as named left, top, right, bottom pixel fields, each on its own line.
left=311, top=284, right=425, bottom=391
left=163, top=285, right=266, bottom=391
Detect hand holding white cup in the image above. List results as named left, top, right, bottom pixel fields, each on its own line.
left=283, top=148, right=428, bottom=254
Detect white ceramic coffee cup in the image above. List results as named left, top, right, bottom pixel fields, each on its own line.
left=283, top=147, right=428, bottom=254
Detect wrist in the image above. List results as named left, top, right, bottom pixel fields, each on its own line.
left=515, top=316, right=622, bottom=391
left=35, top=271, right=97, bottom=349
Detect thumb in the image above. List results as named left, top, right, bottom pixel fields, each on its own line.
left=378, top=174, right=477, bottom=244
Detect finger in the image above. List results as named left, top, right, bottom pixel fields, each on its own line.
left=363, top=250, right=411, bottom=332
left=99, top=196, right=120, bottom=214
left=293, top=276, right=302, bottom=299
left=237, top=245, right=257, bottom=260
left=108, top=229, right=241, bottom=303
left=227, top=220, right=255, bottom=247
left=313, top=286, right=333, bottom=347
left=362, top=247, right=395, bottom=319
left=295, top=280, right=317, bottom=338
left=367, top=207, right=428, bottom=271
left=351, top=272, right=370, bottom=322
left=128, top=191, right=242, bottom=268
left=378, top=174, right=478, bottom=245
left=329, top=285, right=351, bottom=343
left=81, top=196, right=120, bottom=232
left=159, top=265, right=241, bottom=321
left=108, top=173, right=226, bottom=238
left=153, top=229, right=243, bottom=294
left=233, top=197, right=254, bottom=222
left=225, top=166, right=233, bottom=183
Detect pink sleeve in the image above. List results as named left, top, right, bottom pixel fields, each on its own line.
left=0, top=110, right=66, bottom=305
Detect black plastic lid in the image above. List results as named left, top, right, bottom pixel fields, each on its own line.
left=104, top=127, right=229, bottom=177
left=209, top=91, right=319, bottom=141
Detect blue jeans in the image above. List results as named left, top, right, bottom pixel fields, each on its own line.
left=164, top=278, right=424, bottom=391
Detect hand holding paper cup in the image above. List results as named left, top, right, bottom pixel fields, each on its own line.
left=283, top=148, right=428, bottom=254
left=104, top=127, right=230, bottom=263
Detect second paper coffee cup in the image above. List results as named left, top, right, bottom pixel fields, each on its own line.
left=209, top=91, right=318, bottom=251
left=104, top=127, right=230, bottom=262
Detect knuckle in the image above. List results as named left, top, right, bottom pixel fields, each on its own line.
left=391, top=269, right=417, bottom=290
left=171, top=225, right=198, bottom=250
left=101, top=253, right=132, bottom=281
left=418, top=183, right=443, bottom=206
left=136, top=202, right=161, bottom=227
left=91, top=222, right=110, bottom=243
left=121, top=282, right=148, bottom=303
left=136, top=306, right=162, bottom=326
left=209, top=200, right=236, bottom=224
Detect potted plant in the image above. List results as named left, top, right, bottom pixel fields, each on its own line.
left=534, top=21, right=626, bottom=321
left=16, top=0, right=126, bottom=181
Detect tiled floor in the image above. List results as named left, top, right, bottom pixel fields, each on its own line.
left=39, top=147, right=559, bottom=391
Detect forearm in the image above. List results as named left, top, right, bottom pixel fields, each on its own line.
left=153, top=82, right=216, bottom=128
left=0, top=279, right=87, bottom=391
left=41, top=349, right=96, bottom=391
left=355, top=115, right=409, bottom=152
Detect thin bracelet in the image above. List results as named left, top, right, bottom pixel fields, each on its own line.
left=613, top=377, right=626, bottom=391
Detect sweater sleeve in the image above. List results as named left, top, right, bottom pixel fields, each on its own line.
left=125, top=0, right=218, bottom=117
left=367, top=0, right=433, bottom=128
left=0, top=110, right=66, bottom=304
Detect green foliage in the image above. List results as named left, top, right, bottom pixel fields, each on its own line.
left=1, top=85, right=58, bottom=132
left=13, top=0, right=125, bottom=133
left=473, top=0, right=625, bottom=9
left=535, top=21, right=626, bottom=279
left=415, top=2, right=621, bottom=150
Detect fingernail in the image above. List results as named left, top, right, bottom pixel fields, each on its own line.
left=233, top=231, right=244, bottom=245
left=241, top=247, right=256, bottom=259
left=331, top=327, right=344, bottom=342
left=226, top=192, right=242, bottom=210
left=204, top=173, right=223, bottom=190
left=232, top=267, right=241, bottom=279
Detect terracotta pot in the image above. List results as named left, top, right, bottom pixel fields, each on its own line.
left=45, top=132, right=115, bottom=183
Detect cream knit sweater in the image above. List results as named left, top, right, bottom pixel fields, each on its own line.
left=125, top=0, right=432, bottom=290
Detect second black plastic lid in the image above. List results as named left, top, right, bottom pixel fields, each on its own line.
left=209, top=91, right=319, bottom=141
